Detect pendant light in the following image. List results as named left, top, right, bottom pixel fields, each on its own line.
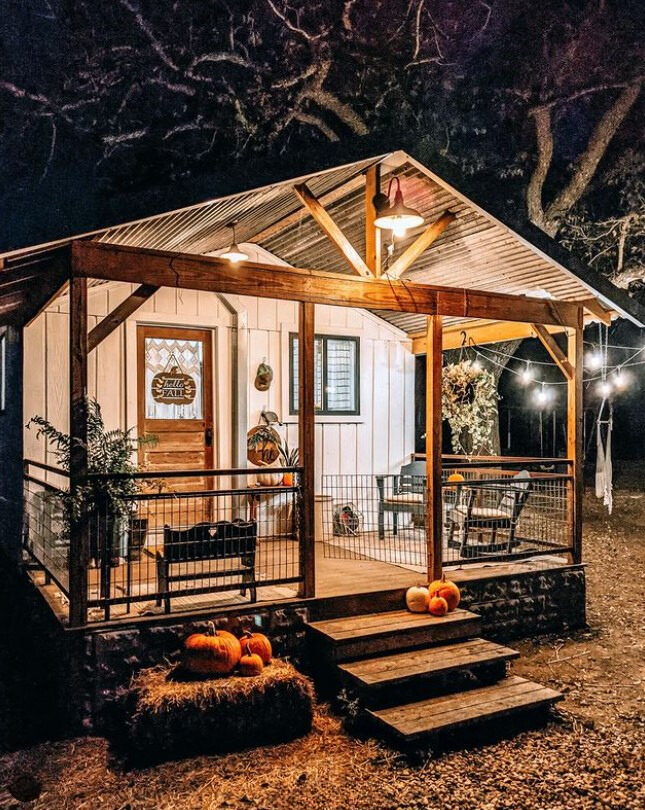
left=220, top=220, right=249, bottom=263
left=373, top=177, right=424, bottom=237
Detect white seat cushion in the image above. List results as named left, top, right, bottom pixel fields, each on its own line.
left=384, top=493, right=425, bottom=505
left=451, top=506, right=511, bottom=521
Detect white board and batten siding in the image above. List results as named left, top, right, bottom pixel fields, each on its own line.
left=23, top=265, right=415, bottom=492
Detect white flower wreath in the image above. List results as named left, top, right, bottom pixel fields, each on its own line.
left=442, top=360, right=500, bottom=456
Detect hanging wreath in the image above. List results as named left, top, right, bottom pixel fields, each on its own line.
left=442, top=360, right=499, bottom=456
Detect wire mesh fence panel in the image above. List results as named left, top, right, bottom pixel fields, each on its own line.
left=23, top=475, right=70, bottom=594
left=322, top=468, right=573, bottom=572
left=86, top=471, right=303, bottom=620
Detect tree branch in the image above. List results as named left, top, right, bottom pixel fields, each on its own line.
left=544, top=82, right=642, bottom=226
left=527, top=106, right=554, bottom=233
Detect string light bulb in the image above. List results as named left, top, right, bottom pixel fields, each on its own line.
left=613, top=369, right=628, bottom=390
left=471, top=358, right=482, bottom=372
left=585, top=350, right=603, bottom=371
left=597, top=379, right=612, bottom=398
left=520, top=362, right=533, bottom=385
left=534, top=383, right=552, bottom=407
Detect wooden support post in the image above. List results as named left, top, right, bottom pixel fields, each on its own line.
left=365, top=165, right=382, bottom=277
left=68, top=275, right=89, bottom=627
left=567, top=311, right=584, bottom=564
left=298, top=302, right=316, bottom=597
left=426, top=315, right=443, bottom=582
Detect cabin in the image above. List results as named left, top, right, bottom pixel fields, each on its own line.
left=1, top=148, right=644, bottom=736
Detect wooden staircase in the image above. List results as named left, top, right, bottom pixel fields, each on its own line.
left=307, top=608, right=562, bottom=750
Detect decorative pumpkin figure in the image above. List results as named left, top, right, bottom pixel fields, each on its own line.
left=405, top=585, right=430, bottom=613
left=241, top=630, right=272, bottom=665
left=256, top=464, right=284, bottom=487
left=428, top=574, right=461, bottom=612
left=428, top=594, right=449, bottom=617
left=183, top=622, right=241, bottom=676
left=239, top=643, right=264, bottom=677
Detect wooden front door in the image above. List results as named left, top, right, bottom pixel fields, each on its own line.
left=137, top=326, right=214, bottom=488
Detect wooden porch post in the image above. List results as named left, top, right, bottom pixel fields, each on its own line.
left=298, top=302, right=316, bottom=597
left=567, top=310, right=584, bottom=564
left=68, top=275, right=89, bottom=627
left=426, top=315, right=443, bottom=582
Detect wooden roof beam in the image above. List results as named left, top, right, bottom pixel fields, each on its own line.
left=531, top=323, right=575, bottom=380
left=72, top=241, right=581, bottom=328
left=87, top=283, right=159, bottom=353
left=384, top=210, right=456, bottom=279
left=579, top=296, right=612, bottom=325
left=292, top=182, right=373, bottom=277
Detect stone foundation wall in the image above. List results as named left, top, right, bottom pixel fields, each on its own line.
left=457, top=564, right=587, bottom=641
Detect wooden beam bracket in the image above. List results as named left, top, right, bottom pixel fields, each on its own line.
left=87, top=283, right=158, bottom=353
left=385, top=210, right=456, bottom=280
left=531, top=323, right=574, bottom=380
left=293, top=182, right=373, bottom=278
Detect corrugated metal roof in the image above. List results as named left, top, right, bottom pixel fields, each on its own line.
left=9, top=149, right=642, bottom=330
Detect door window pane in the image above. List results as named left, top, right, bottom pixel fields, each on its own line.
left=144, top=337, right=204, bottom=420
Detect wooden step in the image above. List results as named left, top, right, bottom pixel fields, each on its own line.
left=307, top=608, right=481, bottom=662
left=368, top=675, right=563, bottom=745
left=337, top=638, right=519, bottom=703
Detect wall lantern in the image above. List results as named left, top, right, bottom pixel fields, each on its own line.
left=220, top=220, right=249, bottom=263
left=373, top=177, right=424, bottom=237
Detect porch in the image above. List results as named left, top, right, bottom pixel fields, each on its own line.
left=23, top=455, right=575, bottom=625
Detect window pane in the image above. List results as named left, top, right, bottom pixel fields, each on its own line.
left=144, top=337, right=204, bottom=419
left=326, top=338, right=357, bottom=412
left=291, top=337, right=323, bottom=412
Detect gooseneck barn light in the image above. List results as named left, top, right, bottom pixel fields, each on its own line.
left=220, top=221, right=249, bottom=263
left=373, top=177, right=424, bottom=237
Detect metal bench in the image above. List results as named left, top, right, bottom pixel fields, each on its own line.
left=156, top=519, right=257, bottom=613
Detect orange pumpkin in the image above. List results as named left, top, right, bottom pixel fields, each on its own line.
left=183, top=622, right=241, bottom=676
left=239, top=643, right=264, bottom=677
left=428, top=574, right=461, bottom=612
left=428, top=594, right=449, bottom=616
left=405, top=585, right=430, bottom=613
left=241, top=630, right=272, bottom=665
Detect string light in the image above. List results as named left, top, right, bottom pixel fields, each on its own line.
left=520, top=361, right=533, bottom=385
left=534, top=383, right=552, bottom=407
left=597, top=379, right=613, bottom=398
left=585, top=350, right=603, bottom=371
left=613, top=368, right=628, bottom=390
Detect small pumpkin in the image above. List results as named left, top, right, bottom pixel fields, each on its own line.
left=428, top=574, right=461, bottom=612
left=239, top=643, right=264, bottom=677
left=428, top=594, right=449, bottom=616
left=183, top=622, right=241, bottom=676
left=241, top=630, right=272, bottom=665
left=405, top=585, right=430, bottom=613
left=256, top=464, right=284, bottom=487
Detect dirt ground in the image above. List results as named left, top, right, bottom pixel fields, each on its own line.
left=0, top=487, right=643, bottom=810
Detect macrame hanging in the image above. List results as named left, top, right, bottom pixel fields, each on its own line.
left=594, top=324, right=613, bottom=514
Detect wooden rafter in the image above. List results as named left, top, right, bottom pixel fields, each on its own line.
left=579, top=297, right=612, bottom=325
left=411, top=320, right=567, bottom=354
left=72, top=241, right=582, bottom=328
left=365, top=165, right=382, bottom=277
left=293, top=182, right=373, bottom=277
left=87, top=283, right=158, bottom=353
left=531, top=323, right=574, bottom=380
left=385, top=211, right=456, bottom=280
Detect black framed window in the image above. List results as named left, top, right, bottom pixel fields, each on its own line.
left=289, top=334, right=360, bottom=416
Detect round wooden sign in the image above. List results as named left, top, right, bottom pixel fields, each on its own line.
left=247, top=425, right=281, bottom=466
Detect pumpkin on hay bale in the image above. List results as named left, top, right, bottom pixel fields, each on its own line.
left=119, top=659, right=314, bottom=765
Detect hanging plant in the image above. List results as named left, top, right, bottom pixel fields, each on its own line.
left=442, top=360, right=499, bottom=456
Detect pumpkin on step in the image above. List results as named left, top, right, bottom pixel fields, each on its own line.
left=428, top=594, right=449, bottom=617
left=183, top=622, right=241, bottom=676
left=428, top=574, right=461, bottom=612
left=239, top=643, right=264, bottom=676
left=405, top=585, right=430, bottom=613
left=241, top=630, right=272, bottom=665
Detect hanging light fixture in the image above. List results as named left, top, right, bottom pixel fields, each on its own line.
left=520, top=361, right=533, bottom=385
left=220, top=220, right=249, bottom=263
left=373, top=177, right=424, bottom=237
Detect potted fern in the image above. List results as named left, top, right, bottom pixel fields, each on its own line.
left=279, top=441, right=299, bottom=487
left=27, top=399, right=156, bottom=565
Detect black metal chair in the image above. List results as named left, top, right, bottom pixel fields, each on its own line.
left=446, top=470, right=532, bottom=557
left=157, top=519, right=257, bottom=613
left=376, top=461, right=426, bottom=539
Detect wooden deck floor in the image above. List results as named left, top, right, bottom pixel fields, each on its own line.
left=30, top=542, right=568, bottom=625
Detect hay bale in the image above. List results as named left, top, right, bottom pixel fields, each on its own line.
left=120, top=659, right=315, bottom=764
